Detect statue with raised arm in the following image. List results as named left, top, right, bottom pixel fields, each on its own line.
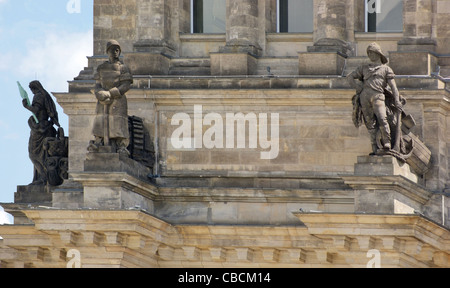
left=347, top=42, right=407, bottom=158
left=22, top=80, right=65, bottom=185
left=88, top=40, right=133, bottom=156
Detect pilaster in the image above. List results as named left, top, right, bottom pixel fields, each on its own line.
left=298, top=0, right=352, bottom=75
left=210, top=0, right=261, bottom=75
left=398, top=0, right=436, bottom=52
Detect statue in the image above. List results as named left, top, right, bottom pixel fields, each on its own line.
left=88, top=40, right=133, bottom=156
left=347, top=42, right=432, bottom=175
left=22, top=80, right=68, bottom=186
left=347, top=42, right=404, bottom=155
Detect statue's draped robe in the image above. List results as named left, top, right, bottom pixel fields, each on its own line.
left=92, top=60, right=133, bottom=141
left=28, top=91, right=57, bottom=184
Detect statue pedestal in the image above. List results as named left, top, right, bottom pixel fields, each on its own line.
left=71, top=151, right=157, bottom=210
left=342, top=155, right=431, bottom=216
left=354, top=155, right=419, bottom=183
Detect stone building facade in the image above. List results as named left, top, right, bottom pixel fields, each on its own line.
left=0, top=0, right=449, bottom=268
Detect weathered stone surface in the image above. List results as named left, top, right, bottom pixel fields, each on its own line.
left=210, top=52, right=257, bottom=76
left=389, top=51, right=438, bottom=75
left=0, top=210, right=448, bottom=268
left=14, top=185, right=52, bottom=205
left=354, top=155, right=419, bottom=183
left=4, top=0, right=450, bottom=269
left=124, top=53, right=170, bottom=75
left=299, top=52, right=346, bottom=75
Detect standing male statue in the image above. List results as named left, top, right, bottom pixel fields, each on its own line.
left=88, top=40, right=133, bottom=156
left=347, top=42, right=404, bottom=156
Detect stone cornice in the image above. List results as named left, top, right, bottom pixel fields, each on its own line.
left=1, top=210, right=448, bottom=267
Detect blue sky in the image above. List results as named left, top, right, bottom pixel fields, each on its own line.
left=0, top=0, right=94, bottom=222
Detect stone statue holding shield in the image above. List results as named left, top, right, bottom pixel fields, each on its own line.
left=88, top=40, right=133, bottom=156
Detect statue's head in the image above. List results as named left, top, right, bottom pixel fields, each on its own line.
left=367, top=42, right=388, bottom=64
left=106, top=40, right=122, bottom=56
left=29, top=80, right=43, bottom=94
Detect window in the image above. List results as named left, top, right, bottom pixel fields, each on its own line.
left=278, top=0, right=313, bottom=33
left=191, top=0, right=226, bottom=33
left=366, top=0, right=403, bottom=32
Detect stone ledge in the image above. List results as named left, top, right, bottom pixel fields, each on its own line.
left=67, top=74, right=447, bottom=92
left=294, top=213, right=449, bottom=252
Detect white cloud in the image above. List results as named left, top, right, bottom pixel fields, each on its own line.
left=16, top=29, right=93, bottom=93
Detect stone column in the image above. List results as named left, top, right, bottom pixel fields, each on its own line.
left=133, top=0, right=176, bottom=55
left=211, top=0, right=261, bottom=76
left=299, top=0, right=352, bottom=75
left=124, top=0, right=176, bottom=75
left=93, top=0, right=138, bottom=55
left=398, top=0, right=436, bottom=52
left=308, top=0, right=352, bottom=55
left=390, top=0, right=439, bottom=76
left=223, top=0, right=262, bottom=55
left=422, top=101, right=448, bottom=191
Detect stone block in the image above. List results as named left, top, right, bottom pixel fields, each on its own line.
left=123, top=52, right=170, bottom=75
left=354, top=155, right=419, bottom=183
left=389, top=51, right=438, bottom=75
left=82, top=185, right=154, bottom=211
left=14, top=185, right=52, bottom=205
left=84, top=151, right=151, bottom=181
left=210, top=52, right=257, bottom=76
left=51, top=182, right=84, bottom=209
left=298, top=52, right=346, bottom=75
